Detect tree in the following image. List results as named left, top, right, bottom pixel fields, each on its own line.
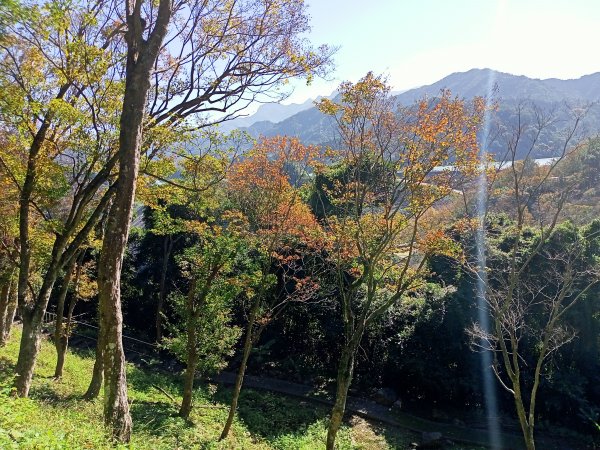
left=53, top=248, right=98, bottom=379
left=552, top=137, right=600, bottom=224
left=471, top=220, right=600, bottom=450
left=147, top=146, right=247, bottom=419
left=136, top=128, right=249, bottom=342
left=0, top=0, right=120, bottom=396
left=2, top=0, right=333, bottom=437
left=164, top=219, right=243, bottom=419
left=0, top=136, right=19, bottom=345
left=0, top=256, right=17, bottom=346
left=466, top=101, right=597, bottom=450
left=94, top=0, right=332, bottom=440
left=220, top=136, right=325, bottom=439
left=314, top=73, right=484, bottom=450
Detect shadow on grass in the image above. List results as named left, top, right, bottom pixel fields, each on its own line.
left=29, top=382, right=84, bottom=404
left=0, top=356, right=84, bottom=407
left=0, top=356, right=14, bottom=384
left=126, top=364, right=197, bottom=437
left=127, top=364, right=182, bottom=400
left=129, top=400, right=189, bottom=437
left=212, top=382, right=329, bottom=442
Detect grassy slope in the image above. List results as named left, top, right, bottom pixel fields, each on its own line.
left=0, top=328, right=440, bottom=450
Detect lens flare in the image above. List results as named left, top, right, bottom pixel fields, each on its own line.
left=476, top=70, right=503, bottom=450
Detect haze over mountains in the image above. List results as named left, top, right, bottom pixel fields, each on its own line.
left=229, top=69, right=600, bottom=159
left=219, top=96, right=328, bottom=132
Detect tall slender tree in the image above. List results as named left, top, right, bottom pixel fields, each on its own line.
left=314, top=73, right=484, bottom=449
left=467, top=102, right=595, bottom=450
left=95, top=0, right=332, bottom=440
left=0, top=0, right=121, bottom=396
left=220, top=136, right=324, bottom=439
left=0, top=133, right=19, bottom=345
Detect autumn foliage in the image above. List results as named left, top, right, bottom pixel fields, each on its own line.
left=315, top=72, right=485, bottom=449
left=227, top=136, right=324, bottom=247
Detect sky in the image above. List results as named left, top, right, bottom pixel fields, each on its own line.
left=282, top=0, right=600, bottom=104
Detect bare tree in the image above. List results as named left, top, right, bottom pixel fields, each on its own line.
left=467, top=102, right=598, bottom=450
left=470, top=224, right=600, bottom=450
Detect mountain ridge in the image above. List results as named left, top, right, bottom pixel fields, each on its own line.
left=233, top=69, right=600, bottom=158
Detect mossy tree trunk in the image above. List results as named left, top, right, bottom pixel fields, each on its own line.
left=95, top=3, right=172, bottom=441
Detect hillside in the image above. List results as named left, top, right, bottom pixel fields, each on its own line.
left=237, top=69, right=600, bottom=158
left=0, top=327, right=505, bottom=449
left=0, top=328, right=422, bottom=449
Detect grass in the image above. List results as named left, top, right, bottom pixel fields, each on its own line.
left=0, top=328, right=435, bottom=449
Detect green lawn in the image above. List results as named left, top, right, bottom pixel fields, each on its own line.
left=0, top=328, right=428, bottom=449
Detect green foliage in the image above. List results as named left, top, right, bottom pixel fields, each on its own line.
left=162, top=219, right=253, bottom=377
left=0, top=0, right=22, bottom=37
left=163, top=288, right=241, bottom=377
left=307, top=156, right=396, bottom=220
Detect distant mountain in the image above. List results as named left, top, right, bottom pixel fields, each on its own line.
left=396, top=68, right=600, bottom=103
left=235, top=69, right=600, bottom=158
left=219, top=92, right=336, bottom=132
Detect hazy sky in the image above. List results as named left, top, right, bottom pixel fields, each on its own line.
left=282, top=0, right=600, bottom=104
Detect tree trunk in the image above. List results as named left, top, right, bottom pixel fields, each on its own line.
left=99, top=295, right=131, bottom=440
left=83, top=330, right=104, bottom=400
left=179, top=278, right=198, bottom=419
left=179, top=348, right=197, bottom=419
left=326, top=343, right=357, bottom=450
left=155, top=235, right=172, bottom=342
left=0, top=282, right=10, bottom=346
left=524, top=427, right=535, bottom=450
left=13, top=308, right=44, bottom=396
left=96, top=27, right=158, bottom=442
left=513, top=385, right=535, bottom=450
left=17, top=119, right=54, bottom=322
left=96, top=70, right=142, bottom=442
left=220, top=300, right=261, bottom=440
left=11, top=81, right=77, bottom=397
left=54, top=293, right=78, bottom=379
left=54, top=334, right=68, bottom=380
left=53, top=256, right=78, bottom=378
left=179, top=324, right=197, bottom=418
left=13, top=183, right=115, bottom=395
left=13, top=271, right=61, bottom=396
left=98, top=248, right=132, bottom=441
left=95, top=3, right=170, bottom=440
left=1, top=279, right=17, bottom=345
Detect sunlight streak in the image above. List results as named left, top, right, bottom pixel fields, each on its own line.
left=475, top=69, right=503, bottom=450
